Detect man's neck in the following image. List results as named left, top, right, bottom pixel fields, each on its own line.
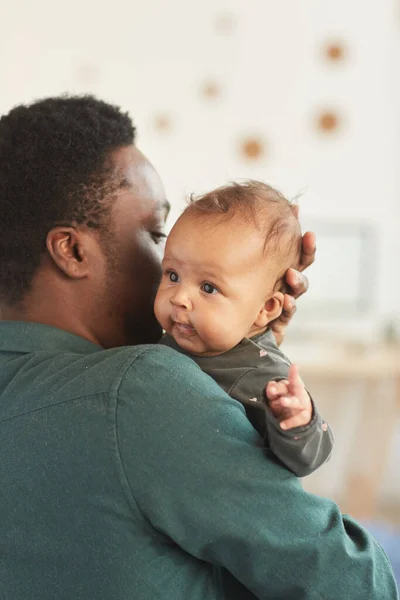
left=2, top=306, right=101, bottom=345
left=1, top=287, right=103, bottom=348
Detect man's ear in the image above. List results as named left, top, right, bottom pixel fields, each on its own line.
left=46, top=227, right=90, bottom=279
left=254, top=291, right=284, bottom=328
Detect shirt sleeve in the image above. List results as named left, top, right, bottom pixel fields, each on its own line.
left=115, top=346, right=397, bottom=600
left=230, top=367, right=334, bottom=477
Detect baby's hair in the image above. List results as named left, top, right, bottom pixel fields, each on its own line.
left=183, top=180, right=302, bottom=293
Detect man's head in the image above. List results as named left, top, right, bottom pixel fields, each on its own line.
left=154, top=181, right=301, bottom=356
left=0, top=95, right=169, bottom=347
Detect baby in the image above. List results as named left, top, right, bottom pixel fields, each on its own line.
left=154, top=180, right=333, bottom=477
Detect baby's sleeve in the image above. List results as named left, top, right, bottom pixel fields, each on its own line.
left=230, top=366, right=334, bottom=477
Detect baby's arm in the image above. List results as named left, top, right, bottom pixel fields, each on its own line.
left=230, top=363, right=334, bottom=477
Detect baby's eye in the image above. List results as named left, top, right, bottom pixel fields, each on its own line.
left=168, top=271, right=179, bottom=283
left=201, top=282, right=218, bottom=295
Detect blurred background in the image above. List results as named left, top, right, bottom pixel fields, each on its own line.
left=1, top=0, right=400, bottom=581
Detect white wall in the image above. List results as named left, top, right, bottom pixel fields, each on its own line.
left=1, top=0, right=400, bottom=509
left=2, top=0, right=399, bottom=332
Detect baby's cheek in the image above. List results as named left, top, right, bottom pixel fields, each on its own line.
left=203, top=312, right=243, bottom=351
left=154, top=295, right=169, bottom=329
left=223, top=327, right=247, bottom=350
left=197, top=317, right=223, bottom=347
left=221, top=312, right=252, bottom=347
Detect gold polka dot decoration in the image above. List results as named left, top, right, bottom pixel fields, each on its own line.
left=240, top=137, right=266, bottom=161
left=324, top=42, right=346, bottom=63
left=201, top=80, right=221, bottom=100
left=153, top=114, right=172, bottom=133
left=316, top=111, right=341, bottom=133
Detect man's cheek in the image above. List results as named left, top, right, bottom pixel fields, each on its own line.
left=138, top=240, right=162, bottom=279
left=131, top=250, right=161, bottom=294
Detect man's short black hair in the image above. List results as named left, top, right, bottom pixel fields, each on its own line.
left=0, top=94, right=136, bottom=305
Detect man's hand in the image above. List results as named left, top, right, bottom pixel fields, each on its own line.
left=266, top=364, right=312, bottom=430
left=270, top=231, right=316, bottom=346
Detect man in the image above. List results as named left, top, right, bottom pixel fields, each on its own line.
left=0, top=96, right=397, bottom=599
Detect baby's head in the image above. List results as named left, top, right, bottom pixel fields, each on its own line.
left=154, top=180, right=302, bottom=356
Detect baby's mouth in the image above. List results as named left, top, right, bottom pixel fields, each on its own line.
left=174, top=321, right=196, bottom=336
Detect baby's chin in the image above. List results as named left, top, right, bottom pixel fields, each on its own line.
left=169, top=326, right=205, bottom=355
left=170, top=331, right=229, bottom=358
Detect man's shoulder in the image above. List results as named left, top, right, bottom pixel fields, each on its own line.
left=1, top=342, right=199, bottom=423
left=116, top=343, right=205, bottom=393
left=67, top=343, right=199, bottom=396
left=116, top=343, right=250, bottom=443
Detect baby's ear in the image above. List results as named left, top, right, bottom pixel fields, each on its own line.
left=254, top=292, right=284, bottom=328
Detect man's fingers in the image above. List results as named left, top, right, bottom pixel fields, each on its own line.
left=280, top=294, right=297, bottom=323
left=269, top=231, right=315, bottom=347
left=283, top=231, right=315, bottom=298
left=270, top=294, right=295, bottom=331
left=285, top=269, right=309, bottom=299
left=299, top=231, right=316, bottom=270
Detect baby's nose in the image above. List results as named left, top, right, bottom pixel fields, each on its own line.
left=170, top=289, right=192, bottom=310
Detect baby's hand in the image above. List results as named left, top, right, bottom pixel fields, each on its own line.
left=266, top=364, right=312, bottom=430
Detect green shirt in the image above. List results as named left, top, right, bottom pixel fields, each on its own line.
left=0, top=321, right=397, bottom=600
left=161, top=330, right=334, bottom=478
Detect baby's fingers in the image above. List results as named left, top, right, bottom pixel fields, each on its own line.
left=266, top=380, right=289, bottom=401
left=288, top=364, right=305, bottom=397
left=268, top=394, right=301, bottom=419
left=275, top=395, right=302, bottom=411
left=280, top=407, right=312, bottom=430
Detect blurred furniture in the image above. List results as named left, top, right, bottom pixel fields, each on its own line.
left=296, top=344, right=400, bottom=519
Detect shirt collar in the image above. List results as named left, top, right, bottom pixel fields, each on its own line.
left=0, top=321, right=102, bottom=355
